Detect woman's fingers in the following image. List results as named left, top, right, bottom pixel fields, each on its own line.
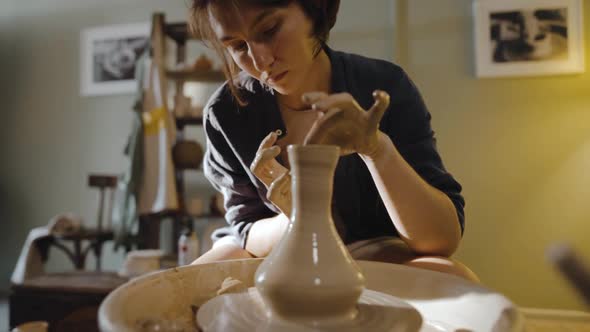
left=258, top=131, right=278, bottom=151
left=304, top=92, right=356, bottom=113
left=367, top=90, right=390, bottom=131
left=302, top=91, right=329, bottom=105
left=251, top=146, right=280, bottom=172
left=267, top=171, right=292, bottom=215
left=250, top=131, right=280, bottom=173
left=303, top=108, right=344, bottom=145
left=260, top=145, right=281, bottom=162
left=250, top=133, right=291, bottom=214
left=301, top=91, right=389, bottom=155
left=250, top=132, right=285, bottom=187
left=268, top=171, right=290, bottom=198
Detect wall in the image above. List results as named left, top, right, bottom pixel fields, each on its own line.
left=1, top=0, right=589, bottom=312
left=400, top=0, right=590, bottom=310
left=1, top=3, right=17, bottom=286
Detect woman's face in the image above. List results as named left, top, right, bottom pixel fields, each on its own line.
left=208, top=2, right=317, bottom=95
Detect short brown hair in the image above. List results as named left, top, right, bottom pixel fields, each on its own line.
left=189, top=0, right=340, bottom=105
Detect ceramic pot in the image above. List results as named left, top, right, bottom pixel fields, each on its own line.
left=118, top=249, right=164, bottom=278
left=172, top=140, right=204, bottom=170
left=254, top=145, right=365, bottom=324
left=11, top=321, right=48, bottom=332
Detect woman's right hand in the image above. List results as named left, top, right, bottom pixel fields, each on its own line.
left=250, top=132, right=292, bottom=215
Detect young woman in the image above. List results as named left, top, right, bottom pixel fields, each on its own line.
left=190, top=0, right=477, bottom=281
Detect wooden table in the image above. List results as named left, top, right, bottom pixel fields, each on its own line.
left=521, top=307, right=590, bottom=331
left=10, top=271, right=128, bottom=331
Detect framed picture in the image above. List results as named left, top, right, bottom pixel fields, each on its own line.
left=473, top=0, right=585, bottom=78
left=80, top=23, right=150, bottom=96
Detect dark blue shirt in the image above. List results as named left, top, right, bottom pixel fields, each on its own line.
left=203, top=47, right=465, bottom=248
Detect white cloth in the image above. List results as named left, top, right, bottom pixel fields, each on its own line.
left=11, top=227, right=50, bottom=284
left=11, top=213, right=84, bottom=284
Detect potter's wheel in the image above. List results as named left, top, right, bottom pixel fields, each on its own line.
left=196, top=287, right=423, bottom=331
left=99, top=259, right=524, bottom=332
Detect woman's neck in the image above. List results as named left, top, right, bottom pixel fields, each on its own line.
left=277, top=49, right=331, bottom=111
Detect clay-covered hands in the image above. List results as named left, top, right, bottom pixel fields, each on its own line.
left=249, top=90, right=389, bottom=215
left=303, top=90, right=390, bottom=157
left=250, top=131, right=292, bottom=216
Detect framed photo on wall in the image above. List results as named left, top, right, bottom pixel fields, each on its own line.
left=80, top=23, right=150, bottom=96
left=473, top=0, right=585, bottom=78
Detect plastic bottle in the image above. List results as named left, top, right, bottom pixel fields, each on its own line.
left=178, top=229, right=200, bottom=266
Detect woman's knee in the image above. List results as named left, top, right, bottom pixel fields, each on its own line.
left=347, top=237, right=479, bottom=282
left=404, top=256, right=480, bottom=283
left=191, top=243, right=253, bottom=265
left=348, top=237, right=415, bottom=263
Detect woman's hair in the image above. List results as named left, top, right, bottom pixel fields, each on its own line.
left=189, top=0, right=340, bottom=105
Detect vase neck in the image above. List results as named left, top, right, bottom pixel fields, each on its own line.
left=288, top=145, right=340, bottom=222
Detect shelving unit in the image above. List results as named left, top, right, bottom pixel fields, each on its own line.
left=138, top=12, right=225, bottom=253
left=175, top=116, right=203, bottom=130
left=166, top=69, right=225, bottom=82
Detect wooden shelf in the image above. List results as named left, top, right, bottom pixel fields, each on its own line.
left=143, top=13, right=224, bottom=253
left=193, top=213, right=223, bottom=219
left=175, top=116, right=203, bottom=129
left=141, top=209, right=222, bottom=220
left=166, top=69, right=225, bottom=83
left=164, top=22, right=201, bottom=44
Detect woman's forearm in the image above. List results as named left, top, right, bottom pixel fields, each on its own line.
left=245, top=213, right=290, bottom=257
left=360, top=132, right=461, bottom=256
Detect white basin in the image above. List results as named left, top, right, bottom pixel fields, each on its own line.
left=99, top=258, right=524, bottom=332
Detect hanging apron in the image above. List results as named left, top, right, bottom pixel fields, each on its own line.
left=137, top=54, right=178, bottom=215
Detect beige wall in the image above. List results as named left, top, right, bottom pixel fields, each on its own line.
left=1, top=0, right=589, bottom=311
left=399, top=0, right=590, bottom=310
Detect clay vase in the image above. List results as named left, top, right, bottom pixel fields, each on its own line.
left=254, top=144, right=366, bottom=324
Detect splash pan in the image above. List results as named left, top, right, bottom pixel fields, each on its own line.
left=99, top=259, right=524, bottom=332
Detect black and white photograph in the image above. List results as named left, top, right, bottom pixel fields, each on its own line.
left=490, top=8, right=568, bottom=63
left=81, top=23, right=149, bottom=96
left=93, top=36, right=148, bottom=82
left=473, top=0, right=584, bottom=78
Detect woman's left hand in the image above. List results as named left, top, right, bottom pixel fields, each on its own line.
left=302, top=90, right=390, bottom=157
left=250, top=131, right=292, bottom=215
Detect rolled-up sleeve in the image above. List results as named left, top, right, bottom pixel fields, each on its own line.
left=203, top=104, right=276, bottom=248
